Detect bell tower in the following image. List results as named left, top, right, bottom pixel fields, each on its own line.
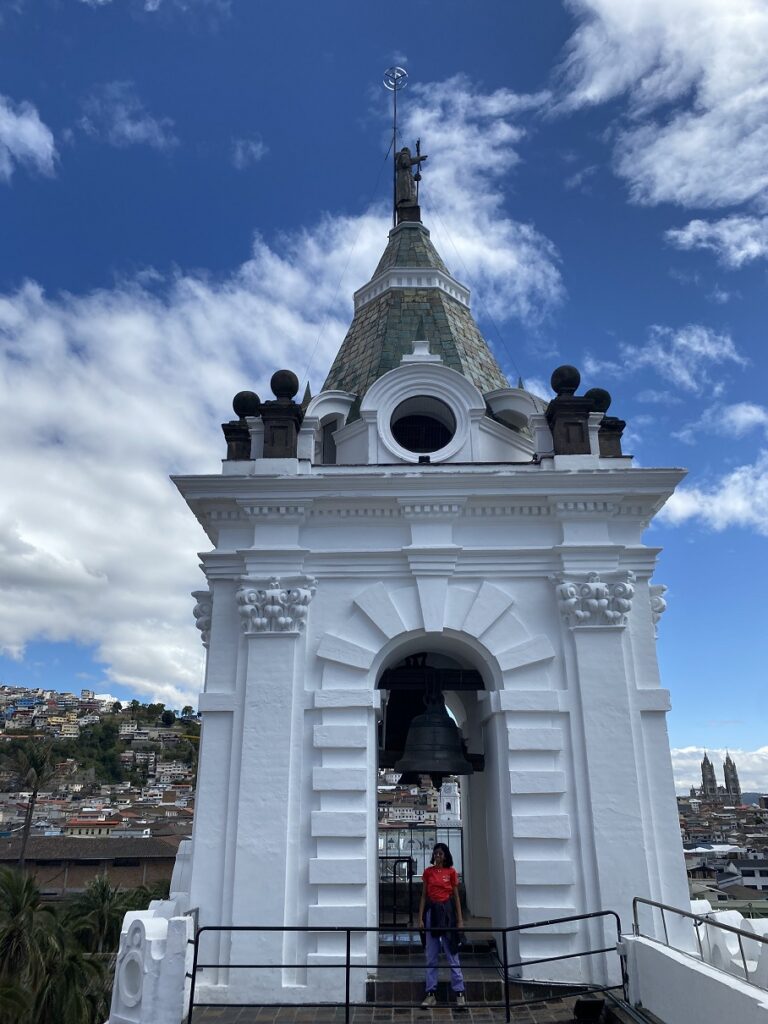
left=108, top=143, right=689, bottom=1022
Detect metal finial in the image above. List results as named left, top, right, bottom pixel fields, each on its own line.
left=384, top=67, right=408, bottom=227
left=383, top=66, right=408, bottom=92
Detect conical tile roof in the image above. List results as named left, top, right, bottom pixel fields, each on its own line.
left=322, top=222, right=508, bottom=400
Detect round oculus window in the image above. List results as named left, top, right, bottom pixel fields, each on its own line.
left=390, top=396, right=456, bottom=454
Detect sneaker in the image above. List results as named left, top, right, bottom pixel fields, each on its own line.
left=455, top=992, right=466, bottom=1009
left=421, top=992, right=437, bottom=1008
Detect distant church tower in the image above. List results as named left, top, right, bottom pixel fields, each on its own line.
left=108, top=137, right=690, bottom=1022
left=701, top=752, right=718, bottom=799
left=437, top=778, right=461, bottom=826
left=724, top=753, right=742, bottom=804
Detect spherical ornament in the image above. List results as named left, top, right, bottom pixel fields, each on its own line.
left=232, top=391, right=260, bottom=418
left=584, top=387, right=612, bottom=413
left=550, top=365, right=581, bottom=396
left=271, top=369, right=300, bottom=400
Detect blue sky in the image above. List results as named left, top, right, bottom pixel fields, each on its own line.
left=0, top=0, right=766, bottom=791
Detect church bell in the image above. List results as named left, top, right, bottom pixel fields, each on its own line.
left=395, top=691, right=474, bottom=776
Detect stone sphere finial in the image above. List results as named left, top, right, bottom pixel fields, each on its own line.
left=550, top=365, right=581, bottom=396
left=584, top=387, right=612, bottom=413
left=271, top=369, right=300, bottom=401
left=232, top=391, right=261, bottom=418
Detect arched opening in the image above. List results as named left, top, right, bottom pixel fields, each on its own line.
left=375, top=644, right=494, bottom=940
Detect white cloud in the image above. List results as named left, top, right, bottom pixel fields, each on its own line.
left=80, top=81, right=178, bottom=150
left=559, top=0, right=768, bottom=208
left=232, top=135, right=268, bottom=170
left=0, top=76, right=562, bottom=705
left=720, top=403, right=768, bottom=435
left=661, top=450, right=768, bottom=536
left=0, top=94, right=57, bottom=182
left=673, top=401, right=768, bottom=445
left=671, top=746, right=768, bottom=795
left=585, top=324, right=747, bottom=394
left=667, top=215, right=768, bottom=268
left=403, top=75, right=563, bottom=325
left=629, top=325, right=747, bottom=393
left=636, top=388, right=682, bottom=405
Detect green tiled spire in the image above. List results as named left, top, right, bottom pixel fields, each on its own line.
left=322, top=222, right=508, bottom=400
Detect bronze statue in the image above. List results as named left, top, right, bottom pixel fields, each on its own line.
left=396, top=145, right=428, bottom=208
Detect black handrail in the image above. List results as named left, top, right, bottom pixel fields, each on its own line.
left=185, top=909, right=625, bottom=1024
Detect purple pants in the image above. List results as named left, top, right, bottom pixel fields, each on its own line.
left=425, top=908, right=464, bottom=993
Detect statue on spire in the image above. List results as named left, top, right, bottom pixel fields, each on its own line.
left=395, top=143, right=427, bottom=222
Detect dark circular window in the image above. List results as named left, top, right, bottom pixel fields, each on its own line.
left=391, top=396, right=456, bottom=453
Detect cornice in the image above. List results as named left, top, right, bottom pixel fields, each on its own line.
left=353, top=266, right=470, bottom=311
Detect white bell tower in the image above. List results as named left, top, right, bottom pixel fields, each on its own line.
left=109, top=213, right=689, bottom=1023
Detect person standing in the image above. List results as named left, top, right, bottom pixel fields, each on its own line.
left=417, top=842, right=466, bottom=1008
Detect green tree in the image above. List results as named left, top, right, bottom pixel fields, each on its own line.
left=66, top=875, right=129, bottom=955
left=31, top=941, right=107, bottom=1024
left=0, top=869, right=58, bottom=990
left=161, top=709, right=176, bottom=727
left=2, top=742, right=56, bottom=869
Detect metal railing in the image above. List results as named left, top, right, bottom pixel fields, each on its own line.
left=378, top=856, right=416, bottom=925
left=185, top=910, right=626, bottom=1023
left=633, top=896, right=768, bottom=988
left=378, top=824, right=464, bottom=878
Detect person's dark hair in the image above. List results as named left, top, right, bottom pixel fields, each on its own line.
left=430, top=842, right=453, bottom=867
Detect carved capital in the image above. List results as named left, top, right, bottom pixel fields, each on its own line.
left=237, top=575, right=317, bottom=634
left=649, top=583, right=668, bottom=637
left=553, top=570, right=636, bottom=627
left=191, top=590, right=212, bottom=648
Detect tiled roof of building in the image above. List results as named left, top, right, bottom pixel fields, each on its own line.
left=322, top=223, right=508, bottom=402
left=0, top=836, right=178, bottom=860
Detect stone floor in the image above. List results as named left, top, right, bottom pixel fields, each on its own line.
left=191, top=997, right=580, bottom=1022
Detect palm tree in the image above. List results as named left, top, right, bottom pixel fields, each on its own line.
left=0, top=869, right=58, bottom=991
left=0, top=981, right=30, bottom=1023
left=3, top=741, right=56, bottom=869
left=31, top=941, right=108, bottom=1024
left=66, top=875, right=130, bottom=955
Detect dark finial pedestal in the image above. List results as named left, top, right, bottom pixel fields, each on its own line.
left=222, top=391, right=260, bottom=461
left=546, top=365, right=594, bottom=455
left=260, top=370, right=304, bottom=458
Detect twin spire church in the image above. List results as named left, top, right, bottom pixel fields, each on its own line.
left=107, top=134, right=689, bottom=1022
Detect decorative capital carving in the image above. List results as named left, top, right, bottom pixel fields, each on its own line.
left=649, top=583, right=668, bottom=637
left=237, top=575, right=317, bottom=634
left=553, top=570, right=636, bottom=627
left=191, top=590, right=212, bottom=648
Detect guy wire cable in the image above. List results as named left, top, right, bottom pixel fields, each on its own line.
left=420, top=198, right=547, bottom=413
left=300, top=142, right=394, bottom=391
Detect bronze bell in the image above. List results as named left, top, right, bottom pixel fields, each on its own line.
left=395, top=692, right=473, bottom=776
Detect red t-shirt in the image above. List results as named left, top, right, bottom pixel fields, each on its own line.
left=423, top=865, right=458, bottom=903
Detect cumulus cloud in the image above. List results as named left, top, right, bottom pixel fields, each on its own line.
left=403, top=75, right=563, bottom=325
left=672, top=746, right=768, bottom=795
left=0, top=74, right=562, bottom=705
left=585, top=324, right=747, bottom=394
left=660, top=450, right=768, bottom=536
left=0, top=94, right=57, bottom=182
left=558, top=0, right=768, bottom=209
left=667, top=215, right=768, bottom=268
left=80, top=81, right=178, bottom=150
left=232, top=135, right=268, bottom=169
